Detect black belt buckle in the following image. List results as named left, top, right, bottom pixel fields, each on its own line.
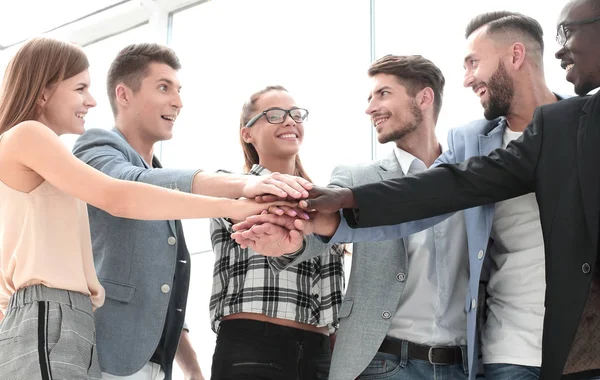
left=428, top=346, right=447, bottom=365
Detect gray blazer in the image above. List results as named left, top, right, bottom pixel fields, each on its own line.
left=72, top=128, right=198, bottom=376
left=272, top=152, right=411, bottom=380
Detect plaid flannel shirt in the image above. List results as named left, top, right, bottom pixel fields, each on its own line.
left=209, top=164, right=345, bottom=333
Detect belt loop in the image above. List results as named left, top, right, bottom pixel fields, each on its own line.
left=460, top=345, right=469, bottom=375
left=400, top=339, right=409, bottom=367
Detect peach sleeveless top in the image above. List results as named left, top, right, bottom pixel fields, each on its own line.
left=0, top=137, right=104, bottom=313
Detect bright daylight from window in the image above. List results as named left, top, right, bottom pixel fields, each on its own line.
left=0, top=0, right=577, bottom=379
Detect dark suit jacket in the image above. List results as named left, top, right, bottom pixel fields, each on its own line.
left=345, top=92, right=600, bottom=380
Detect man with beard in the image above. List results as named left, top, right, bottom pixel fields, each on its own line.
left=282, top=0, right=600, bottom=378
left=232, top=11, right=561, bottom=380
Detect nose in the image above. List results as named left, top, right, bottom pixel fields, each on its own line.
left=282, top=112, right=297, bottom=127
left=463, top=69, right=474, bottom=88
left=555, top=44, right=566, bottom=60
left=86, top=93, right=97, bottom=108
left=171, top=92, right=183, bottom=110
left=365, top=99, right=377, bottom=115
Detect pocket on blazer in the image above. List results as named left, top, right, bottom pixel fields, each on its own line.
left=338, top=299, right=354, bottom=319
left=100, top=279, right=136, bottom=303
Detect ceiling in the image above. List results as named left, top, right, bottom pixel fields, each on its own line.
left=0, top=0, right=130, bottom=49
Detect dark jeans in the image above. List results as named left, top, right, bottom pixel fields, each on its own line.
left=210, top=319, right=331, bottom=380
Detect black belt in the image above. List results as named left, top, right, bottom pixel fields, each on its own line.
left=378, top=338, right=463, bottom=365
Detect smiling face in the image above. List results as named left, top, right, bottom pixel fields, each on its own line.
left=365, top=73, right=423, bottom=144
left=38, top=69, right=97, bottom=135
left=124, top=62, right=182, bottom=143
left=555, top=0, right=600, bottom=95
left=463, top=27, right=515, bottom=120
left=241, top=90, right=304, bottom=160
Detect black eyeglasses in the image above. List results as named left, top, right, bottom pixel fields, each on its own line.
left=556, top=16, right=600, bottom=46
left=245, top=107, right=309, bottom=128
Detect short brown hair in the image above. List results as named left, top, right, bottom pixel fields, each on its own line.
left=368, top=55, right=445, bottom=121
left=0, top=37, right=89, bottom=134
left=107, top=43, right=181, bottom=116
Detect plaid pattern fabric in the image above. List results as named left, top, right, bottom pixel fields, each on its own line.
left=210, top=165, right=345, bottom=333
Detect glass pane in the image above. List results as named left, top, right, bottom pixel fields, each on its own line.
left=168, top=1, right=370, bottom=377
left=0, top=0, right=131, bottom=48
left=373, top=0, right=573, bottom=159
left=168, top=0, right=371, bottom=253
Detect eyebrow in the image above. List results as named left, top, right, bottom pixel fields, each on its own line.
left=368, top=86, right=392, bottom=102
left=76, top=83, right=89, bottom=88
left=156, top=78, right=182, bottom=91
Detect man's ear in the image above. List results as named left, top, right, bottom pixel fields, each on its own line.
left=511, top=42, right=526, bottom=69
left=417, top=87, right=435, bottom=111
left=241, top=127, right=254, bottom=144
left=115, top=84, right=131, bottom=108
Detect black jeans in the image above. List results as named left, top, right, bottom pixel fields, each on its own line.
left=211, top=319, right=331, bottom=380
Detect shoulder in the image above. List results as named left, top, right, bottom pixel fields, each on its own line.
left=2, top=121, right=58, bottom=146
left=73, top=128, right=132, bottom=155
left=542, top=95, right=589, bottom=113
left=449, top=118, right=502, bottom=137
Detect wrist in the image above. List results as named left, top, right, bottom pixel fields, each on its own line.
left=313, top=212, right=340, bottom=237
left=285, top=240, right=305, bottom=256
left=340, top=188, right=357, bottom=208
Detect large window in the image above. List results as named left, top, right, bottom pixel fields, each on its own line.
left=0, top=2, right=583, bottom=379
left=167, top=1, right=370, bottom=377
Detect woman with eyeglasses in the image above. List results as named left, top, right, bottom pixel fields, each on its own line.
left=0, top=39, right=295, bottom=379
left=209, top=85, right=346, bottom=380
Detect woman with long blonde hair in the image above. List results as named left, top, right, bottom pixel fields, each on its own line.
left=0, top=38, right=296, bottom=379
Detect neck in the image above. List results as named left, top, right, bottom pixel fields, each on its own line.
left=505, top=72, right=557, bottom=132
left=395, top=119, right=441, bottom=168
left=115, top=116, right=156, bottom=166
left=258, top=155, right=297, bottom=176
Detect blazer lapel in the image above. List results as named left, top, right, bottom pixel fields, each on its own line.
left=112, top=128, right=177, bottom=235
left=378, top=152, right=408, bottom=251
left=578, top=95, right=600, bottom=251
left=152, top=156, right=178, bottom=235
left=477, top=119, right=505, bottom=232
left=478, top=119, right=505, bottom=156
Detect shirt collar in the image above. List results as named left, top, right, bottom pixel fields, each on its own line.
left=393, top=146, right=426, bottom=175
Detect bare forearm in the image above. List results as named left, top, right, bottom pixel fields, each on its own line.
left=175, top=331, right=203, bottom=379
left=108, top=179, right=237, bottom=220
left=192, top=171, right=246, bottom=198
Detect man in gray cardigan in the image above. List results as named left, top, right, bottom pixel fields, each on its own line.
left=73, top=43, right=310, bottom=380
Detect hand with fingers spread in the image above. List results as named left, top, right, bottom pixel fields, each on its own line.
left=299, top=186, right=358, bottom=213
left=242, top=172, right=312, bottom=200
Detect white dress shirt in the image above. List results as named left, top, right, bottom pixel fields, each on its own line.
left=481, top=128, right=546, bottom=366
left=387, top=147, right=469, bottom=346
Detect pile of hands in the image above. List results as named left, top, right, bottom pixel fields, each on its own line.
left=233, top=173, right=355, bottom=257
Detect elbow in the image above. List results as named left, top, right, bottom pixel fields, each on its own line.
left=99, top=180, right=132, bottom=218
